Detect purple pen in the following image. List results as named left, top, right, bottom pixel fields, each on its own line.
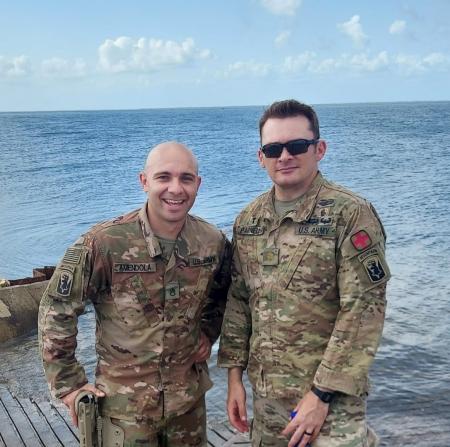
left=290, top=410, right=311, bottom=447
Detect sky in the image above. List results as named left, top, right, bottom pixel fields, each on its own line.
left=0, top=0, right=449, bottom=111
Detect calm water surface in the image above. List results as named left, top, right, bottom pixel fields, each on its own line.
left=1, top=103, right=450, bottom=442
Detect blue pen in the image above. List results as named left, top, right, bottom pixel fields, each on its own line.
left=290, top=410, right=311, bottom=447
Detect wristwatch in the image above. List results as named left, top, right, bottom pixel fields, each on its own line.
left=311, top=385, right=335, bottom=403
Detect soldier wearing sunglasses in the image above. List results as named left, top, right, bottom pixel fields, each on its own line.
left=218, top=100, right=390, bottom=447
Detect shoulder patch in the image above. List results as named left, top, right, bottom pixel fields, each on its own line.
left=350, top=230, right=372, bottom=251
left=362, top=254, right=386, bottom=283
left=56, top=269, right=73, bottom=296
left=62, top=247, right=82, bottom=264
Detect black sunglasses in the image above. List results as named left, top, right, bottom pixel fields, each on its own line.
left=261, top=138, right=319, bottom=158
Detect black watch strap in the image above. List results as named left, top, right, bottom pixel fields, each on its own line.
left=311, top=385, right=335, bottom=403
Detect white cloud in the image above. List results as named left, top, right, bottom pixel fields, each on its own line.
left=282, top=51, right=316, bottom=73
left=394, top=54, right=425, bottom=74
left=98, top=37, right=211, bottom=73
left=395, top=52, right=449, bottom=74
left=348, top=51, right=389, bottom=72
left=275, top=30, right=291, bottom=46
left=41, top=58, right=87, bottom=78
left=282, top=51, right=388, bottom=75
left=0, top=55, right=31, bottom=77
left=223, top=49, right=449, bottom=80
left=261, top=0, right=301, bottom=16
left=337, top=15, right=368, bottom=47
left=222, top=60, right=271, bottom=78
left=311, top=57, right=342, bottom=74
left=423, top=52, right=449, bottom=67
left=389, top=20, right=406, bottom=35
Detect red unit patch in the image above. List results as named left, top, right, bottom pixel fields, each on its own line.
left=351, top=230, right=372, bottom=250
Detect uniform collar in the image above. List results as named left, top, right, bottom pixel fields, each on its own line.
left=138, top=204, right=162, bottom=258
left=260, top=171, right=325, bottom=224
left=139, top=203, right=198, bottom=261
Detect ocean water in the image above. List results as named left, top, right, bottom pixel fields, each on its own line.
left=1, top=102, right=450, bottom=443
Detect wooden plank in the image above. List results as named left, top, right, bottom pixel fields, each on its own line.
left=207, top=426, right=228, bottom=446
left=0, top=391, right=42, bottom=447
left=48, top=401, right=78, bottom=442
left=19, top=398, right=62, bottom=447
left=34, top=400, right=78, bottom=447
left=207, top=422, right=250, bottom=447
left=222, top=432, right=251, bottom=446
left=0, top=396, right=24, bottom=446
left=211, top=422, right=236, bottom=439
left=51, top=401, right=74, bottom=431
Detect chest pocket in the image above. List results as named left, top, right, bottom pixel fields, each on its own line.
left=112, top=273, right=153, bottom=330
left=177, top=260, right=217, bottom=321
left=285, top=235, right=336, bottom=302
left=234, top=230, right=263, bottom=285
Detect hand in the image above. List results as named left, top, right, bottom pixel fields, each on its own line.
left=281, top=391, right=329, bottom=447
left=61, top=384, right=105, bottom=427
left=227, top=368, right=249, bottom=433
left=193, top=331, right=212, bottom=362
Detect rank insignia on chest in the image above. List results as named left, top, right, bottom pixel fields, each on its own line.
left=262, top=248, right=279, bottom=266
left=317, top=199, right=335, bottom=207
left=165, top=281, right=180, bottom=300
left=56, top=269, right=73, bottom=296
left=351, top=230, right=372, bottom=251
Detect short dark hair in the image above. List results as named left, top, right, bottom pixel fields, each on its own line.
left=259, top=99, right=320, bottom=140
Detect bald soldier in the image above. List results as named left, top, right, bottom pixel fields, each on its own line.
left=218, top=100, right=390, bottom=447
left=39, top=142, right=231, bottom=446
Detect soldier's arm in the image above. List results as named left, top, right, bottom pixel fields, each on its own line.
left=218, top=229, right=252, bottom=369
left=226, top=366, right=249, bottom=433
left=200, top=234, right=232, bottom=345
left=313, top=202, right=390, bottom=397
left=38, top=235, right=106, bottom=400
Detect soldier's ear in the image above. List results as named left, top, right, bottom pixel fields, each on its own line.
left=315, top=140, right=327, bottom=161
left=257, top=149, right=265, bottom=168
left=139, top=172, right=149, bottom=191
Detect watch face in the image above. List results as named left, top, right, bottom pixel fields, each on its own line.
left=312, top=386, right=335, bottom=403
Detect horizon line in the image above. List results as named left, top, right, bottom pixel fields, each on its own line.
left=1, top=98, right=449, bottom=114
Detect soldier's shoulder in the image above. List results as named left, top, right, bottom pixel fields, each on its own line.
left=187, top=214, right=225, bottom=240
left=236, top=190, right=271, bottom=223
left=320, top=177, right=384, bottom=229
left=320, top=178, right=370, bottom=209
left=84, top=208, right=141, bottom=239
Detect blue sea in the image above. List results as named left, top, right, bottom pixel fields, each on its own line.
left=1, top=102, right=450, bottom=444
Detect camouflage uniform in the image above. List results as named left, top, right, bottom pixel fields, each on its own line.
left=218, top=173, right=390, bottom=446
left=39, top=204, right=231, bottom=446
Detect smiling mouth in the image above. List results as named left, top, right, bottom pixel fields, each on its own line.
left=162, top=199, right=185, bottom=206
left=277, top=166, right=297, bottom=172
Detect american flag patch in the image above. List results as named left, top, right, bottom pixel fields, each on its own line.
left=62, top=247, right=82, bottom=264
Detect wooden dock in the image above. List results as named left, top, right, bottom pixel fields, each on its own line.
left=2, top=384, right=450, bottom=446
left=0, top=385, right=249, bottom=446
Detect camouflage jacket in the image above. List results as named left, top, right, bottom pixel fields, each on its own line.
left=39, top=204, right=231, bottom=421
left=218, top=173, right=390, bottom=398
